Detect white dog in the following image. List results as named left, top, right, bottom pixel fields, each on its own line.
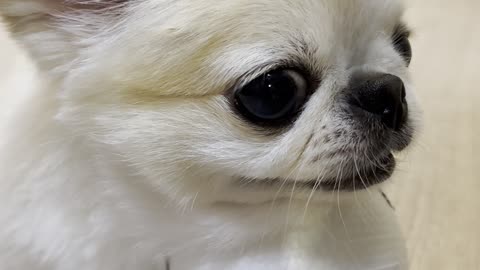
left=0, top=0, right=419, bottom=269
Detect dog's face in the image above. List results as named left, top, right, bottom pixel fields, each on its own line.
left=2, top=0, right=419, bottom=205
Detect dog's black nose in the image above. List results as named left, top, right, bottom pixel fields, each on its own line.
left=349, top=73, right=407, bottom=130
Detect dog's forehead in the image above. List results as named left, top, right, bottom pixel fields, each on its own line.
left=103, top=0, right=405, bottom=97
left=130, top=0, right=404, bottom=61
left=138, top=0, right=403, bottom=32
left=208, top=0, right=404, bottom=62
left=130, top=0, right=404, bottom=36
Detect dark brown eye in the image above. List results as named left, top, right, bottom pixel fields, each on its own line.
left=234, top=69, right=308, bottom=126
left=392, top=24, right=412, bottom=65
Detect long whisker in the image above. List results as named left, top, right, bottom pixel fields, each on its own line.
left=302, top=166, right=326, bottom=223
left=258, top=158, right=302, bottom=250
left=336, top=158, right=350, bottom=241
left=258, top=170, right=293, bottom=248
left=336, top=157, right=361, bottom=268
left=352, top=149, right=373, bottom=226
left=284, top=176, right=298, bottom=238
left=353, top=144, right=373, bottom=197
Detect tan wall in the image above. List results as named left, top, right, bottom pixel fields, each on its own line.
left=387, top=0, right=480, bottom=269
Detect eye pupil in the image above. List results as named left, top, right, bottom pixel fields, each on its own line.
left=234, top=69, right=307, bottom=125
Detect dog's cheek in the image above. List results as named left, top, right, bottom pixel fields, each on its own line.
left=83, top=98, right=286, bottom=180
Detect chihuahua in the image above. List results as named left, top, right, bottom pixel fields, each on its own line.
left=0, top=0, right=419, bottom=269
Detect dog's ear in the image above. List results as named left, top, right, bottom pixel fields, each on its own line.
left=0, top=0, right=127, bottom=75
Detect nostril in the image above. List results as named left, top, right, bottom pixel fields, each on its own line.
left=349, top=73, right=408, bottom=130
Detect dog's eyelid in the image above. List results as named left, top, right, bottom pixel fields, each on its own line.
left=59, top=0, right=130, bottom=11
left=393, top=23, right=412, bottom=39
left=234, top=60, right=313, bottom=90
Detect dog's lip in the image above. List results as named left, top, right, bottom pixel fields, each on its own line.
left=236, top=153, right=396, bottom=192
left=316, top=153, right=396, bottom=191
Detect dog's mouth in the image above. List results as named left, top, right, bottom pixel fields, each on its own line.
left=236, top=153, right=396, bottom=192
left=315, top=153, right=396, bottom=191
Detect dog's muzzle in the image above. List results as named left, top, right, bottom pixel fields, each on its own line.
left=346, top=72, right=408, bottom=131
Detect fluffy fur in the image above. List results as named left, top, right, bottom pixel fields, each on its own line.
left=0, top=0, right=419, bottom=269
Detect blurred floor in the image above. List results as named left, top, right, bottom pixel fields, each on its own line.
left=1, top=1, right=479, bottom=269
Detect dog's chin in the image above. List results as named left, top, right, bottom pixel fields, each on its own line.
left=234, top=152, right=396, bottom=193
left=315, top=152, right=396, bottom=191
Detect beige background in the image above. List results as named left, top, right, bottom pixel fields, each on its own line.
left=1, top=0, right=479, bottom=269
left=385, top=0, right=480, bottom=269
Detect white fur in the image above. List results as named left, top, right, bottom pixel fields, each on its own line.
left=0, top=0, right=417, bottom=269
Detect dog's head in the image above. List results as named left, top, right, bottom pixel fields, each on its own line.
left=2, top=0, right=419, bottom=205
